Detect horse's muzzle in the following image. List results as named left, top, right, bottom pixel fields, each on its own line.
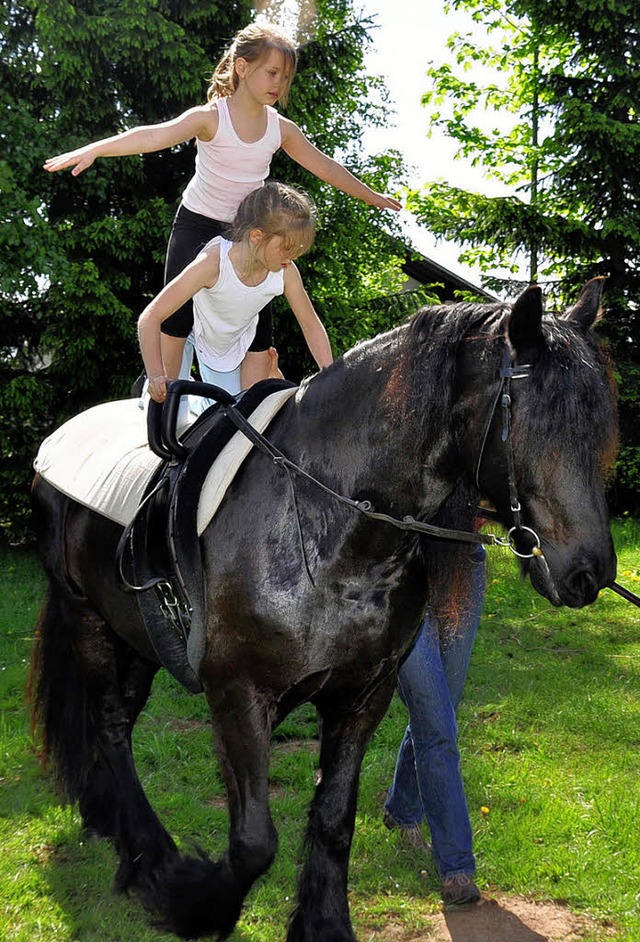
left=562, top=564, right=601, bottom=607
left=529, top=545, right=617, bottom=609
left=528, top=554, right=562, bottom=606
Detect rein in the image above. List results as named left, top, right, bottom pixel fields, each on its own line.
left=608, top=580, right=640, bottom=608
left=152, top=363, right=640, bottom=608
left=156, top=357, right=535, bottom=557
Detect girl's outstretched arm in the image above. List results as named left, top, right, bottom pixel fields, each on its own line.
left=44, top=106, right=218, bottom=176
left=283, top=264, right=333, bottom=371
left=138, top=245, right=220, bottom=402
left=279, top=118, right=402, bottom=212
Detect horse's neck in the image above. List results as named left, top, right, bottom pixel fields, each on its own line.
left=287, top=333, right=460, bottom=520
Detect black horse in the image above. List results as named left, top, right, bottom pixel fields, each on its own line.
left=29, top=279, right=618, bottom=941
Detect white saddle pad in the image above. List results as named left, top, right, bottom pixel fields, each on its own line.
left=34, top=388, right=297, bottom=535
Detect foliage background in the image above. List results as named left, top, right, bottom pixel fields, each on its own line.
left=0, top=0, right=414, bottom=543
left=2, top=0, right=638, bottom=542
left=409, top=0, right=640, bottom=514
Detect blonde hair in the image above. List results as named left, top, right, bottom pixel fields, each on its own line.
left=207, top=23, right=297, bottom=106
left=229, top=182, right=316, bottom=258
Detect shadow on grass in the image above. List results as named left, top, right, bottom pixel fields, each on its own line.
left=445, top=899, right=547, bottom=941
left=22, top=803, right=260, bottom=941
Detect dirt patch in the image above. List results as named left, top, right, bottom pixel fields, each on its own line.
left=366, top=894, right=613, bottom=942
left=272, top=738, right=319, bottom=754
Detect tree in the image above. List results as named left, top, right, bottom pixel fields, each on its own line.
left=409, top=0, right=640, bottom=512
left=0, top=0, right=408, bottom=542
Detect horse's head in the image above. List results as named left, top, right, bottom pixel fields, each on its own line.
left=463, top=278, right=618, bottom=607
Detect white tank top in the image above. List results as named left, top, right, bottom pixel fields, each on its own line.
left=192, top=237, right=284, bottom=372
left=182, top=98, right=282, bottom=222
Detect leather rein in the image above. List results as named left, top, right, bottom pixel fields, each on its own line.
left=153, top=348, right=535, bottom=554
left=150, top=351, right=639, bottom=607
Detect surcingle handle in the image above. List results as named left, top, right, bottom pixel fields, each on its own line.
left=147, top=399, right=174, bottom=461
left=148, top=380, right=237, bottom=461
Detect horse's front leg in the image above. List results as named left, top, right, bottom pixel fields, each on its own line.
left=151, top=675, right=278, bottom=939
left=208, top=678, right=279, bottom=898
left=288, top=674, right=397, bottom=942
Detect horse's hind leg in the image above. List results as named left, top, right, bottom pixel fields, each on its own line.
left=77, top=632, right=159, bottom=845
left=287, top=676, right=397, bottom=942
left=29, top=584, right=178, bottom=891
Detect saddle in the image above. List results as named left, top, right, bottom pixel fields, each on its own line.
left=117, top=378, right=296, bottom=694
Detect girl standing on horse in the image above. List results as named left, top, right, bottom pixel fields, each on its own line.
left=138, top=181, right=331, bottom=405
left=44, top=21, right=400, bottom=386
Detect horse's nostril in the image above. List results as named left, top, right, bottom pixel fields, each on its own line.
left=566, top=566, right=600, bottom=605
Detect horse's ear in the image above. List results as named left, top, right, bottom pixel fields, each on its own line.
left=507, top=284, right=543, bottom=357
left=564, top=276, right=606, bottom=328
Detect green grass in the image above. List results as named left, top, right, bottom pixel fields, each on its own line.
left=1, top=519, right=640, bottom=940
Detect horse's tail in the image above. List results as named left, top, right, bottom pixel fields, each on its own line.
left=28, top=585, right=93, bottom=804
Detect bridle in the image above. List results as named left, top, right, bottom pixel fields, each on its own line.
left=472, top=346, right=543, bottom=560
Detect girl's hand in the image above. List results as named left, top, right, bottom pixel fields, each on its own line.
left=44, top=147, right=97, bottom=176
left=368, top=192, right=403, bottom=211
left=148, top=375, right=169, bottom=403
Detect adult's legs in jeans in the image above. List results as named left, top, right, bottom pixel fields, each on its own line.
left=384, top=545, right=486, bottom=879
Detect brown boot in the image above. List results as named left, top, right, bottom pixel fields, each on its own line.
left=382, top=808, right=430, bottom=852
left=441, top=872, right=481, bottom=907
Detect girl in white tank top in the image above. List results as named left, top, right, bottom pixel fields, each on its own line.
left=138, top=182, right=333, bottom=404
left=44, top=23, right=400, bottom=390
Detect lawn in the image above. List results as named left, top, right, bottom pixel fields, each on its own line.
left=1, top=517, right=639, bottom=941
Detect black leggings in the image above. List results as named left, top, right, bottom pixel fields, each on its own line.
left=160, top=203, right=273, bottom=351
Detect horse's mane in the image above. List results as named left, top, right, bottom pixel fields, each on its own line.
left=386, top=302, right=503, bottom=640
left=397, top=300, right=508, bottom=467
left=406, top=299, right=507, bottom=353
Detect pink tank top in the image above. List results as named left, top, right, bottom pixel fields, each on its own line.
left=181, top=98, right=282, bottom=222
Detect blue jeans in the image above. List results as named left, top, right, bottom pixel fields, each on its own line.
left=385, top=545, right=486, bottom=879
